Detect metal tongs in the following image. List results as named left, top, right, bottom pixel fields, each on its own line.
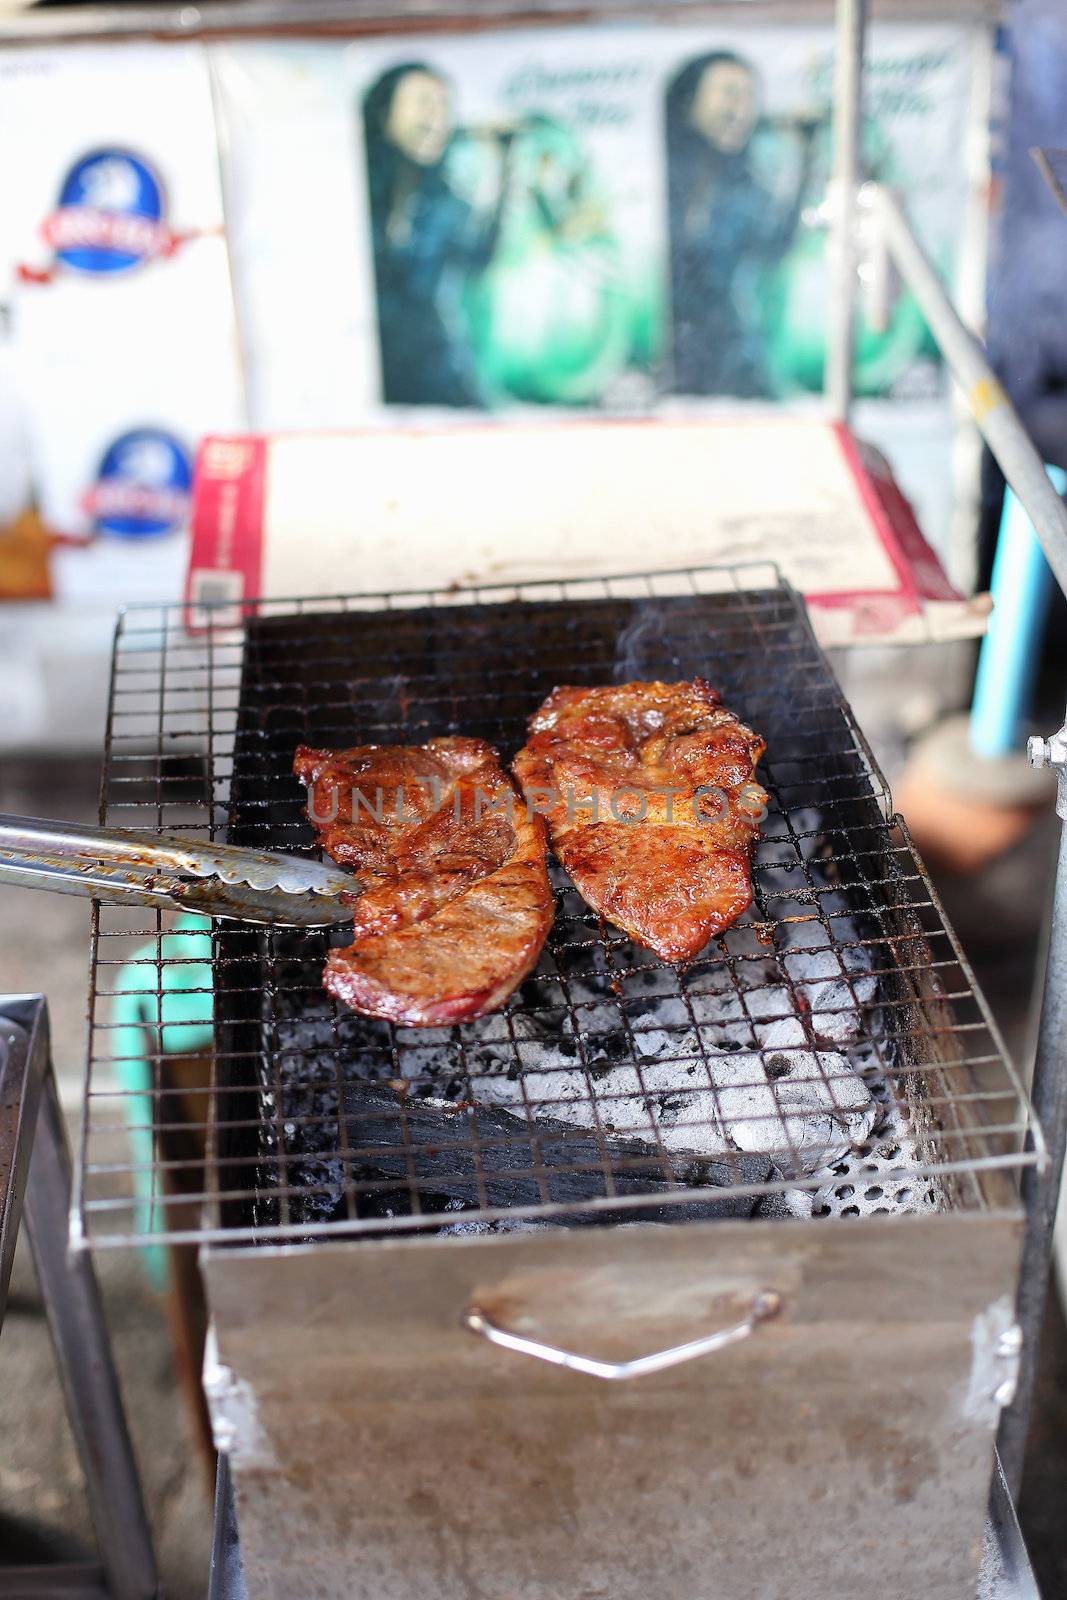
left=0, top=815, right=356, bottom=927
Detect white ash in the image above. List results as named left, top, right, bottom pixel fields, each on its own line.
left=459, top=1053, right=732, bottom=1160
left=442, top=1036, right=878, bottom=1181
left=776, top=1107, right=946, bottom=1220
left=708, top=1048, right=877, bottom=1177
left=438, top=1199, right=550, bottom=1238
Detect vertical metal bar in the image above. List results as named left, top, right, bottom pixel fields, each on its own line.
left=0, top=1010, right=44, bottom=1323
left=999, top=801, right=1067, bottom=1494
left=869, top=183, right=1067, bottom=1495
left=826, top=0, right=867, bottom=421
left=24, top=1067, right=159, bottom=1600
left=208, top=1454, right=248, bottom=1600
left=989, top=1448, right=1042, bottom=1597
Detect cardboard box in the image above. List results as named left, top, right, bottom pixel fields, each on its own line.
left=186, top=417, right=983, bottom=646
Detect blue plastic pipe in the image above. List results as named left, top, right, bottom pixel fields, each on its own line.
left=970, top=464, right=1065, bottom=759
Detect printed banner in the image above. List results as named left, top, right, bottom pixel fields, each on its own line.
left=0, top=43, right=246, bottom=604
left=214, top=20, right=983, bottom=423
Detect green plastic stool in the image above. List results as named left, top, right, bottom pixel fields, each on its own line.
left=109, top=913, right=214, bottom=1288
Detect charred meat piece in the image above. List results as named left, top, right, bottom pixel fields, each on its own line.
left=294, top=737, right=554, bottom=1025
left=512, top=681, right=767, bottom=963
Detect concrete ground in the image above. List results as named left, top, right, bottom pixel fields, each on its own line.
left=0, top=757, right=211, bottom=1597
left=0, top=750, right=1064, bottom=1598
left=0, top=1236, right=213, bottom=1598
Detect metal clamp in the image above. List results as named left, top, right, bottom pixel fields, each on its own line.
left=1029, top=723, right=1067, bottom=821
left=462, top=1290, right=780, bottom=1381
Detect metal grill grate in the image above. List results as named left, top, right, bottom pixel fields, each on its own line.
left=75, top=562, right=1040, bottom=1249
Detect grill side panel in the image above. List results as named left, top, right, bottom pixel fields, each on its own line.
left=203, top=1212, right=1022, bottom=1600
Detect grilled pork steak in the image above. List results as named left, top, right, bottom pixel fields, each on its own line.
left=513, top=681, right=767, bottom=962
left=294, top=737, right=553, bottom=1025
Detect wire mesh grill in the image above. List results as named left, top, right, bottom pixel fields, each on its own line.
left=75, top=562, right=1039, bottom=1250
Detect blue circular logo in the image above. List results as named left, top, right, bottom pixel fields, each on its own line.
left=87, top=429, right=192, bottom=539
left=51, top=149, right=166, bottom=275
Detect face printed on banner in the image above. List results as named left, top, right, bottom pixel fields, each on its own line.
left=688, top=58, right=760, bottom=155
left=384, top=70, right=452, bottom=167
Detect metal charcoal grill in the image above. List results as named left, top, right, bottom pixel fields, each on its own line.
left=77, top=561, right=1035, bottom=1247
left=75, top=562, right=1038, bottom=1600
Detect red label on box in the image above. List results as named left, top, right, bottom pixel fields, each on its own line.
left=184, top=435, right=266, bottom=630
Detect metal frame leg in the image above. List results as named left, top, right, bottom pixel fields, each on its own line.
left=999, top=736, right=1067, bottom=1493
left=5, top=996, right=159, bottom=1600
left=208, top=1456, right=247, bottom=1600
left=865, top=180, right=1067, bottom=1498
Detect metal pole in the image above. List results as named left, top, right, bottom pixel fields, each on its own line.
left=863, top=183, right=1067, bottom=1503
left=870, top=182, right=1067, bottom=598
left=24, top=1067, right=160, bottom=1600
left=209, top=1456, right=249, bottom=1600
left=874, top=193, right=1067, bottom=1474
left=989, top=1448, right=1042, bottom=1597
left=999, top=723, right=1067, bottom=1494
left=826, top=0, right=867, bottom=421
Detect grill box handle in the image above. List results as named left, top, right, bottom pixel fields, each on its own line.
left=462, top=1290, right=780, bottom=1380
